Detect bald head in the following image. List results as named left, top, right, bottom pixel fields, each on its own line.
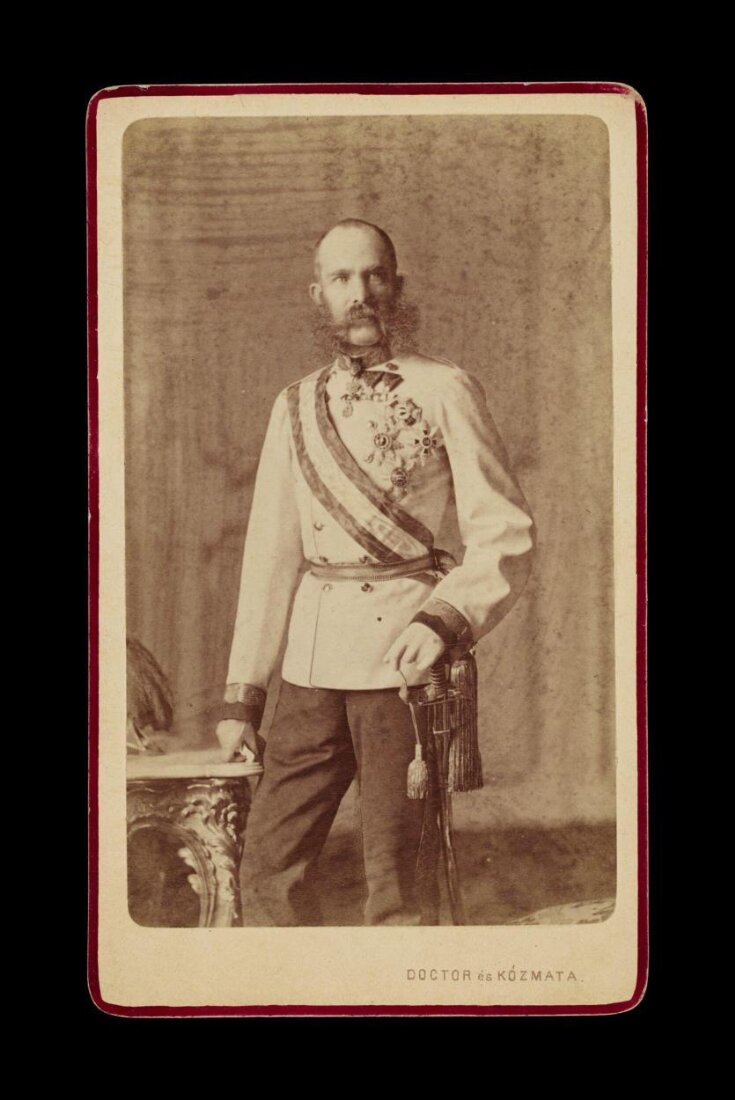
left=313, top=219, right=398, bottom=279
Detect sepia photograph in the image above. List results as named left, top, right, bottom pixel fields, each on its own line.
left=91, top=85, right=645, bottom=1013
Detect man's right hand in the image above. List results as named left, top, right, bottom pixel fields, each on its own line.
left=215, top=719, right=264, bottom=763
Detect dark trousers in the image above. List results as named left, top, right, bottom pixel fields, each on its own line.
left=241, top=681, right=441, bottom=926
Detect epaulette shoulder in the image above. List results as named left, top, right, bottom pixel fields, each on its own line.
left=394, top=351, right=465, bottom=379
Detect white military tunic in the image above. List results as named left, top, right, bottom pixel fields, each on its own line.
left=226, top=352, right=534, bottom=693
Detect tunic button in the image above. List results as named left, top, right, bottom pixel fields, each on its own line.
left=318, top=555, right=328, bottom=563
left=322, top=584, right=332, bottom=592
left=361, top=583, right=373, bottom=593
left=359, top=555, right=370, bottom=564
left=313, top=522, right=324, bottom=531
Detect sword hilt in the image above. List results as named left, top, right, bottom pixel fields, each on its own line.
left=429, top=660, right=448, bottom=689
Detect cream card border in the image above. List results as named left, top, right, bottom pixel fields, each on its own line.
left=91, top=87, right=644, bottom=1013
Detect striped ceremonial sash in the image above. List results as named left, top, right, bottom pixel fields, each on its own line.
left=287, top=368, right=434, bottom=564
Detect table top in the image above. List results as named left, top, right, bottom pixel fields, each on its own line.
left=127, top=750, right=263, bottom=781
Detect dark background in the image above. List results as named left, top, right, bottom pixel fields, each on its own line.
left=65, top=48, right=673, bottom=1032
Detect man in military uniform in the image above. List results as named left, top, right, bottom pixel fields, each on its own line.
left=216, top=219, right=534, bottom=926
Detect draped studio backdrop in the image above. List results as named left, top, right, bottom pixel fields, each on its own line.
left=123, top=114, right=614, bottom=870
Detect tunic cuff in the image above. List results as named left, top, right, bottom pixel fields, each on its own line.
left=221, top=683, right=267, bottom=727
left=411, top=598, right=474, bottom=648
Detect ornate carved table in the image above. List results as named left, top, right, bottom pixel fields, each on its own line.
left=127, top=755, right=262, bottom=928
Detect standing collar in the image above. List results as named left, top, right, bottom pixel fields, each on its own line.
left=334, top=341, right=395, bottom=373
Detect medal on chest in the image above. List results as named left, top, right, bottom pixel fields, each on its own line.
left=334, top=368, right=445, bottom=500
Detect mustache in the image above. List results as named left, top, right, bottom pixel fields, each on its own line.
left=311, top=296, right=421, bottom=360
left=346, top=304, right=382, bottom=322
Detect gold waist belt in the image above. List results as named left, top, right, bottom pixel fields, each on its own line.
left=308, top=550, right=455, bottom=582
